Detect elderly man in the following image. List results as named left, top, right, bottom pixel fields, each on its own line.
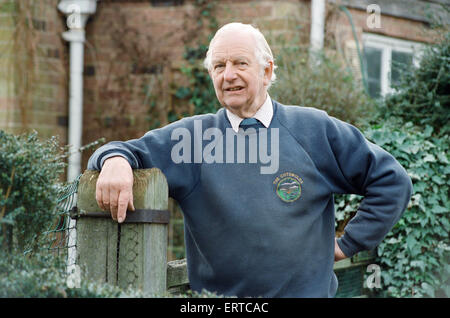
left=88, top=22, right=412, bottom=297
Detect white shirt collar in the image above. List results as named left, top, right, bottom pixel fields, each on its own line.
left=226, top=94, right=273, bottom=133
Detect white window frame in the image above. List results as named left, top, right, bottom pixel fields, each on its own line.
left=362, top=33, right=425, bottom=97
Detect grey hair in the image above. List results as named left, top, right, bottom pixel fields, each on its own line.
left=203, top=22, right=277, bottom=88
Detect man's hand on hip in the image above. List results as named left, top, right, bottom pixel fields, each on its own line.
left=334, top=238, right=348, bottom=262
left=96, top=156, right=135, bottom=223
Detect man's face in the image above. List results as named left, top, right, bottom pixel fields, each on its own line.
left=209, top=31, right=272, bottom=117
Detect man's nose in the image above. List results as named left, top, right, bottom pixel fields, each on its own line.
left=223, top=62, right=237, bottom=82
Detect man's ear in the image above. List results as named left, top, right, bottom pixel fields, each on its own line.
left=263, top=61, right=274, bottom=86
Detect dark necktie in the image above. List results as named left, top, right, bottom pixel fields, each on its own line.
left=239, top=118, right=259, bottom=127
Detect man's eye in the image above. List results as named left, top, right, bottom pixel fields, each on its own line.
left=239, top=62, right=247, bottom=66
left=214, top=64, right=224, bottom=70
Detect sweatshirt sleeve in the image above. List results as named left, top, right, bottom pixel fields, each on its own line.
left=87, top=117, right=200, bottom=202
left=324, top=116, right=413, bottom=258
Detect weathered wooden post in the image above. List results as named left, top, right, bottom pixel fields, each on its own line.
left=74, top=168, right=169, bottom=295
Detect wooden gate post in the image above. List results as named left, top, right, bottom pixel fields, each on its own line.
left=75, top=168, right=169, bottom=296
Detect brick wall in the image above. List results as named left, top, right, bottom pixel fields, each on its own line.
left=0, top=1, right=16, bottom=133
left=0, top=0, right=68, bottom=141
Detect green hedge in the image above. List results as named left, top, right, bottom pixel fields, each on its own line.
left=0, top=251, right=229, bottom=298
left=0, top=130, right=66, bottom=252
left=0, top=252, right=140, bottom=298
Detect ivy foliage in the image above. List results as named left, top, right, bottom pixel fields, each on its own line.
left=175, top=44, right=220, bottom=117
left=365, top=122, right=449, bottom=297
left=0, top=130, right=66, bottom=252
left=174, top=0, right=220, bottom=118
left=336, top=32, right=450, bottom=297
left=334, top=121, right=449, bottom=298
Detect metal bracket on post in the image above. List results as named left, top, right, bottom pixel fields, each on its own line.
left=70, top=206, right=170, bottom=224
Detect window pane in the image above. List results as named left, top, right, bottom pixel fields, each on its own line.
left=367, top=78, right=381, bottom=98
left=391, top=50, right=413, bottom=86
left=363, top=46, right=382, bottom=98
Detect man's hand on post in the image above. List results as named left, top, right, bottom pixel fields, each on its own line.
left=334, top=238, right=347, bottom=262
left=95, top=156, right=135, bottom=223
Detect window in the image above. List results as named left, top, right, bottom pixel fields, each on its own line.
left=362, top=33, right=424, bottom=98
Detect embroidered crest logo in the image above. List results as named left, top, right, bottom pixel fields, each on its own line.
left=273, top=172, right=303, bottom=202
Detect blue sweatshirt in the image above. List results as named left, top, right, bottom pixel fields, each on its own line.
left=87, top=100, right=412, bottom=297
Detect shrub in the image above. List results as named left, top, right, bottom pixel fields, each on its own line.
left=0, top=251, right=145, bottom=298
left=269, top=46, right=374, bottom=125
left=0, top=130, right=66, bottom=252
left=0, top=250, right=230, bottom=298
left=377, top=32, right=450, bottom=136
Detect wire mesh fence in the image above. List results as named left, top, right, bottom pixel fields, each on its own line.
left=25, top=175, right=81, bottom=269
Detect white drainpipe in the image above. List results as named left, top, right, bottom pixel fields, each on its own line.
left=310, top=0, right=326, bottom=64
left=58, top=0, right=97, bottom=183
left=58, top=0, right=97, bottom=281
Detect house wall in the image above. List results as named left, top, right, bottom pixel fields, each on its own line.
left=0, top=0, right=441, bottom=160
left=0, top=0, right=68, bottom=141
